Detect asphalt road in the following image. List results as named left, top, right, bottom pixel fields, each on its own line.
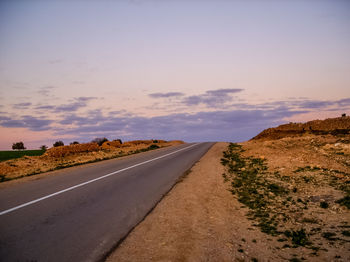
left=0, top=142, right=214, bottom=262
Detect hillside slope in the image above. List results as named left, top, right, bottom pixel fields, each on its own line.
left=252, top=116, right=350, bottom=140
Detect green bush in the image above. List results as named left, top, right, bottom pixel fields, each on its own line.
left=148, top=144, right=160, bottom=150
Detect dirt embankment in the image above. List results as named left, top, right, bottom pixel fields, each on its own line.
left=108, top=127, right=350, bottom=261
left=0, top=140, right=183, bottom=182
left=252, top=116, right=350, bottom=140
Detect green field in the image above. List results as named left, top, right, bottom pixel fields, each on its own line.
left=0, top=150, right=45, bottom=162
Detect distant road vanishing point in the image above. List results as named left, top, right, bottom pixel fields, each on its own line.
left=0, top=142, right=214, bottom=262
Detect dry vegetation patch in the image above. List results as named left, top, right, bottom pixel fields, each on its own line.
left=221, top=134, right=350, bottom=261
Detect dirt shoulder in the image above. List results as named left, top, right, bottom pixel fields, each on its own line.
left=108, top=137, right=350, bottom=262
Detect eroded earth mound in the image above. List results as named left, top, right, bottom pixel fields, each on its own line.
left=252, top=116, right=350, bottom=141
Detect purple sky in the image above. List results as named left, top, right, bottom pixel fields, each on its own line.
left=0, top=0, right=349, bottom=149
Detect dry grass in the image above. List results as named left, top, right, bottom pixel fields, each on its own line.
left=44, top=143, right=100, bottom=158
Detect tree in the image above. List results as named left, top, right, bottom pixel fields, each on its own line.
left=40, top=145, right=48, bottom=151
left=91, top=137, right=109, bottom=146
left=12, top=142, right=26, bottom=150
left=53, top=141, right=64, bottom=147
left=70, top=141, right=79, bottom=145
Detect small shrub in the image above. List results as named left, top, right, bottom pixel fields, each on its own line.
left=302, top=176, right=312, bottom=183
left=341, top=230, right=350, bottom=237
left=91, top=137, right=108, bottom=146
left=320, top=201, right=329, bottom=209
left=53, top=141, right=64, bottom=147
left=40, top=145, right=48, bottom=151
left=322, top=232, right=337, bottom=241
left=148, top=144, right=160, bottom=150
left=0, top=175, right=8, bottom=182
left=278, top=238, right=287, bottom=242
left=284, top=229, right=310, bottom=246
left=259, top=220, right=278, bottom=236
left=336, top=195, right=350, bottom=209
left=70, top=141, right=79, bottom=145
left=268, top=183, right=287, bottom=195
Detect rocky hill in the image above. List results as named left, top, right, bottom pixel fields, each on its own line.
left=252, top=116, right=350, bottom=140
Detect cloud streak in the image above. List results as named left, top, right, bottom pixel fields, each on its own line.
left=52, top=107, right=307, bottom=142
left=1, top=94, right=349, bottom=143
left=12, top=102, right=32, bottom=109
left=33, top=96, right=98, bottom=113
left=149, top=92, right=185, bottom=98
left=37, top=86, right=56, bottom=97
left=182, top=88, right=244, bottom=107
left=149, top=88, right=244, bottom=108
left=0, top=115, right=52, bottom=131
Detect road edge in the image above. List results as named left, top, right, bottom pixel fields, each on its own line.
left=99, top=142, right=216, bottom=262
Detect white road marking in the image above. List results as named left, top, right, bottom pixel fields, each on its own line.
left=0, top=143, right=200, bottom=216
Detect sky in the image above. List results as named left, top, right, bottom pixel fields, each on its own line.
left=0, top=0, right=349, bottom=149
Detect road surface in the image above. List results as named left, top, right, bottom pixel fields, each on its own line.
left=0, top=142, right=214, bottom=262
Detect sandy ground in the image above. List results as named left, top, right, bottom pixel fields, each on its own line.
left=107, top=138, right=350, bottom=262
